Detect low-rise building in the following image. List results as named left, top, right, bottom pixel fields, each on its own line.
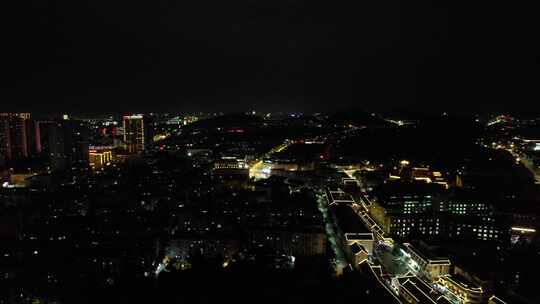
left=345, top=232, right=374, bottom=255
left=326, top=187, right=355, bottom=205
left=394, top=274, right=440, bottom=304
left=330, top=204, right=375, bottom=263
left=349, top=242, right=368, bottom=268
left=89, top=146, right=114, bottom=170
left=438, top=274, right=484, bottom=304
left=212, top=156, right=249, bottom=177
left=488, top=295, right=507, bottom=304
left=403, top=242, right=450, bottom=280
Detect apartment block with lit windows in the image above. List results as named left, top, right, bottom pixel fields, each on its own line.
left=0, top=113, right=31, bottom=160
left=370, top=181, right=510, bottom=243
left=122, top=115, right=145, bottom=154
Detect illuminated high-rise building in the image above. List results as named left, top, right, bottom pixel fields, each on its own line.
left=123, top=115, right=145, bottom=154
left=0, top=113, right=31, bottom=160
left=26, top=119, right=42, bottom=156
left=0, top=119, right=10, bottom=163
left=143, top=115, right=156, bottom=150
left=48, top=119, right=89, bottom=172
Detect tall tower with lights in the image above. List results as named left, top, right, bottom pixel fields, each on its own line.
left=123, top=115, right=145, bottom=154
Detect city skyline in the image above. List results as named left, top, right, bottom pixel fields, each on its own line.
left=1, top=1, right=539, bottom=303
left=0, top=110, right=539, bottom=303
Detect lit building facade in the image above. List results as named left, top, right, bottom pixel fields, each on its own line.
left=438, top=274, right=484, bottom=304
left=402, top=242, right=451, bottom=280
left=0, top=113, right=31, bottom=160
left=371, top=183, right=443, bottom=238
left=371, top=183, right=510, bottom=243
left=123, top=115, right=145, bottom=154
left=213, top=156, right=248, bottom=170
left=394, top=274, right=442, bottom=304
left=89, top=146, right=114, bottom=170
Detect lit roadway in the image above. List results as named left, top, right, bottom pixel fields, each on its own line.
left=516, top=153, right=540, bottom=185
left=479, top=141, right=540, bottom=185
left=316, top=191, right=347, bottom=272
left=249, top=142, right=290, bottom=180
left=249, top=160, right=268, bottom=180
left=501, top=147, right=540, bottom=185
left=521, top=157, right=540, bottom=185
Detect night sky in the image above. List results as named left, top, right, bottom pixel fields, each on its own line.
left=1, top=1, right=538, bottom=113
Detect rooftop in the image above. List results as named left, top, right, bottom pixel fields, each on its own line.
left=436, top=295, right=453, bottom=304
left=440, top=274, right=483, bottom=294
left=330, top=205, right=371, bottom=234
left=398, top=275, right=439, bottom=304
left=328, top=189, right=355, bottom=204
left=488, top=296, right=507, bottom=304
left=403, top=242, right=450, bottom=264
left=350, top=242, right=367, bottom=255
left=375, top=180, right=446, bottom=204
left=345, top=233, right=374, bottom=241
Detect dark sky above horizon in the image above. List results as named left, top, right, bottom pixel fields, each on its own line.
left=0, top=1, right=538, bottom=114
